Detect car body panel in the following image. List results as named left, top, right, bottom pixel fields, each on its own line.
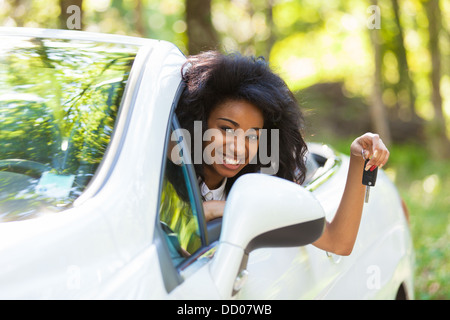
left=235, top=155, right=414, bottom=300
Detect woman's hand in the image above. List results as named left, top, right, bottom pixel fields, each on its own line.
left=203, top=200, right=226, bottom=222
left=350, top=132, right=390, bottom=170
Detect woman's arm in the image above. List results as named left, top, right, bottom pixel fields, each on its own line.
left=201, top=133, right=389, bottom=255
left=312, top=133, right=390, bottom=255
left=203, top=200, right=226, bottom=222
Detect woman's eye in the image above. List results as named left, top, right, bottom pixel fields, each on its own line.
left=221, top=126, right=234, bottom=134
left=247, top=134, right=259, bottom=141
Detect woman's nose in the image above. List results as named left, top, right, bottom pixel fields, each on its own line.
left=228, top=135, right=246, bottom=157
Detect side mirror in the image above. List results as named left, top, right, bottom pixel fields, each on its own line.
left=210, top=173, right=325, bottom=298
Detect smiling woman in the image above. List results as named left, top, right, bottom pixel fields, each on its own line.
left=175, top=52, right=311, bottom=223
left=0, top=36, right=138, bottom=221
left=177, top=51, right=308, bottom=193
left=202, top=99, right=264, bottom=189
left=175, top=50, right=390, bottom=255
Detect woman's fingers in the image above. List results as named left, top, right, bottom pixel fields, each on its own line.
left=353, top=132, right=390, bottom=170
left=362, top=134, right=390, bottom=170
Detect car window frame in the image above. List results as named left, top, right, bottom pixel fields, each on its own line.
left=169, top=114, right=209, bottom=248
left=154, top=82, right=213, bottom=293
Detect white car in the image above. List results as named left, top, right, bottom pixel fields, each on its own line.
left=0, top=28, right=414, bottom=300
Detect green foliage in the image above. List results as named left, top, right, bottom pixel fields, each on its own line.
left=393, top=144, right=450, bottom=300
left=159, top=178, right=201, bottom=254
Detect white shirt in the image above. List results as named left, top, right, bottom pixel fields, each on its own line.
left=199, top=178, right=227, bottom=201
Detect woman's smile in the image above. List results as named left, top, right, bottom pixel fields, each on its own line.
left=221, top=154, right=243, bottom=169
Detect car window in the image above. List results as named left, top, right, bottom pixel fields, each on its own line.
left=0, top=36, right=138, bottom=222
left=158, top=120, right=206, bottom=267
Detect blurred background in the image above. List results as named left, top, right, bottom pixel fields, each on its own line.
left=0, top=0, right=448, bottom=299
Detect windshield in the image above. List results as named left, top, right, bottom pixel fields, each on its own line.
left=0, top=36, right=138, bottom=222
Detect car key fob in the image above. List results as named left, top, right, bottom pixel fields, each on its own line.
left=362, top=159, right=378, bottom=203
left=362, top=159, right=378, bottom=186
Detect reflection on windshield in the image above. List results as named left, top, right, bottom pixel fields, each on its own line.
left=0, top=36, right=138, bottom=222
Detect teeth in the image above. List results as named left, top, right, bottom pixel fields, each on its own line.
left=224, top=156, right=240, bottom=165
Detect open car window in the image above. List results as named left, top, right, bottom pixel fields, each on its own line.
left=158, top=116, right=208, bottom=268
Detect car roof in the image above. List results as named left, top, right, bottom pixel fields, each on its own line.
left=0, top=27, right=157, bottom=47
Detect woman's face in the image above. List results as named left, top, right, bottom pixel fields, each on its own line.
left=203, top=99, right=264, bottom=187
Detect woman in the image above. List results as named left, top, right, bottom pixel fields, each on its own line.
left=176, top=51, right=389, bottom=256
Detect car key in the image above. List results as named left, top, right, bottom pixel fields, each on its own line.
left=362, top=159, right=378, bottom=203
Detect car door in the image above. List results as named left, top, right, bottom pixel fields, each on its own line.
left=153, top=111, right=339, bottom=300
left=234, top=148, right=348, bottom=299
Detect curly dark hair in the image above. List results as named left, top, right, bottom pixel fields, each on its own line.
left=176, top=51, right=308, bottom=194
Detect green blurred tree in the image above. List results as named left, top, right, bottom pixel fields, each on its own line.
left=422, top=0, right=450, bottom=158
left=59, top=0, right=83, bottom=30
left=185, top=0, right=218, bottom=54
left=369, top=0, right=392, bottom=146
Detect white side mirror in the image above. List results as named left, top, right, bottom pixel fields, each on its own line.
left=210, top=173, right=325, bottom=298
